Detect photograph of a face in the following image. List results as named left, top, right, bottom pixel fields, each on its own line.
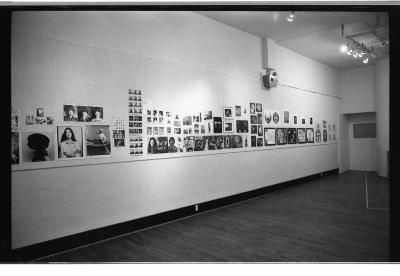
left=250, top=115, right=257, bottom=124
left=297, top=128, right=306, bottom=143
left=273, top=112, right=280, bottom=124
left=194, top=136, right=205, bottom=151
left=236, top=120, right=249, bottom=133
left=306, top=128, right=314, bottom=143
left=174, top=128, right=181, bottom=134
left=157, top=137, right=168, bottom=153
left=251, top=136, right=257, bottom=147
left=86, top=125, right=111, bottom=156
left=257, top=125, right=263, bottom=137
left=250, top=103, right=256, bottom=114
left=57, top=126, right=83, bottom=159
left=184, top=136, right=195, bottom=152
left=224, top=121, right=233, bottom=133
left=22, top=132, right=55, bottom=162
left=257, top=113, right=263, bottom=124
left=214, top=136, right=224, bottom=150
left=183, top=116, right=192, bottom=126
left=11, top=132, right=19, bottom=164
left=223, top=107, right=233, bottom=119
left=147, top=137, right=158, bottom=154
left=264, top=128, right=276, bottom=146
left=276, top=128, right=287, bottom=145
left=256, top=103, right=262, bottom=113
left=251, top=125, right=257, bottom=134
left=235, top=106, right=241, bottom=117
left=264, top=110, right=272, bottom=124
left=284, top=111, right=290, bottom=124
left=213, top=117, right=222, bottom=133
left=287, top=128, right=297, bottom=144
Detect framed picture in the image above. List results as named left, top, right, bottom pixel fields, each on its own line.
left=257, top=125, right=263, bottom=137
left=306, top=128, right=315, bottom=143
left=213, top=117, right=223, bottom=133
left=283, top=110, right=290, bottom=124
left=183, top=116, right=192, bottom=126
left=251, top=136, right=257, bottom=147
left=287, top=128, right=297, bottom=144
left=257, top=137, right=263, bottom=147
left=57, top=126, right=84, bottom=159
left=250, top=103, right=256, bottom=114
left=272, top=111, right=280, bottom=124
left=11, top=132, right=19, bottom=164
left=257, top=113, right=263, bottom=124
left=223, top=121, right=233, bottom=133
left=21, top=132, right=55, bottom=162
left=86, top=125, right=111, bottom=156
left=301, top=117, right=306, bottom=125
left=276, top=128, right=287, bottom=145
left=224, top=135, right=231, bottom=149
left=256, top=103, right=262, bottom=113
left=250, top=115, right=257, bottom=124
left=236, top=120, right=249, bottom=133
left=157, top=137, right=168, bottom=153
left=235, top=106, right=241, bottom=117
left=251, top=125, right=257, bottom=134
left=309, top=117, right=313, bottom=125
left=297, top=128, right=306, bottom=144
left=264, top=110, right=272, bottom=124
left=293, top=115, right=298, bottom=125
left=36, top=107, right=45, bottom=117
left=264, top=128, right=276, bottom=146
left=223, top=106, right=233, bottom=119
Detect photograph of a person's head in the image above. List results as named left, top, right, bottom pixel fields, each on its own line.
left=287, top=128, right=297, bottom=144
left=194, top=136, right=205, bottom=151
left=223, top=107, right=233, bottom=119
left=214, top=136, right=224, bottom=149
left=157, top=137, right=168, bottom=153
left=231, top=135, right=243, bottom=148
left=257, top=113, right=263, bottom=124
left=249, top=103, right=255, bottom=114
left=22, top=132, right=55, bottom=162
left=284, top=111, right=290, bottom=124
left=236, top=120, right=249, bottom=133
left=213, top=117, right=222, bottom=133
left=147, top=137, right=158, bottom=154
left=57, top=126, right=83, bottom=159
left=183, top=116, right=192, bottom=126
left=91, top=107, right=104, bottom=123
left=11, top=132, right=19, bottom=165
left=276, top=128, right=288, bottom=145
left=224, top=121, right=233, bottom=133
left=78, top=106, right=92, bottom=122
left=306, top=128, right=315, bottom=143
left=235, top=106, right=241, bottom=117
left=251, top=135, right=257, bottom=147
left=264, top=128, right=276, bottom=146
left=63, top=105, right=78, bottom=122
left=273, top=112, right=280, bottom=124
left=264, top=110, right=272, bottom=124
left=184, top=136, right=195, bottom=152
left=250, top=115, right=257, bottom=125
left=297, top=128, right=306, bottom=143
left=257, top=125, right=263, bottom=137
left=167, top=136, right=178, bottom=153
left=256, top=103, right=262, bottom=113
left=85, top=125, right=111, bottom=156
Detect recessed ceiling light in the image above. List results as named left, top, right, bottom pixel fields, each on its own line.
left=287, top=12, right=295, bottom=22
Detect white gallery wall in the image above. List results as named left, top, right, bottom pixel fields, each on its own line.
left=11, top=11, right=340, bottom=249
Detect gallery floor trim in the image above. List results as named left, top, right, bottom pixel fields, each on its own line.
left=12, top=168, right=339, bottom=262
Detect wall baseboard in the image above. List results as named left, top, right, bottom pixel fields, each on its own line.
left=11, top=168, right=339, bottom=262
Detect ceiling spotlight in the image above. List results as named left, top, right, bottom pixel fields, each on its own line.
left=340, top=45, right=348, bottom=53
left=346, top=48, right=352, bottom=55
left=353, top=52, right=358, bottom=58
left=287, top=12, right=295, bottom=22
left=363, top=57, right=369, bottom=64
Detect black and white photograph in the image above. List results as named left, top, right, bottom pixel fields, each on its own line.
left=251, top=135, right=257, bottom=147
left=194, top=136, right=205, bottom=151
left=287, top=128, right=297, bottom=144
left=256, top=103, right=262, bottom=113
left=249, top=102, right=255, bottom=114
left=213, top=117, right=222, bottom=134
left=323, top=129, right=328, bottom=142
left=90, top=107, right=104, bottom=123
left=22, top=132, right=55, bottom=162
left=85, top=125, right=111, bottom=156
left=235, top=105, right=241, bottom=117
left=301, top=117, right=306, bottom=125
left=224, top=135, right=231, bottom=149
left=257, top=113, right=263, bottom=124
left=231, top=135, right=243, bottom=148
left=306, top=128, right=315, bottom=143
left=63, top=105, right=78, bottom=122
left=157, top=137, right=168, bottom=153
left=251, top=125, right=258, bottom=134
left=284, top=110, right=290, bottom=124
left=264, top=128, right=276, bottom=146
left=224, top=121, right=233, bottom=133
left=223, top=106, right=233, bottom=119
left=236, top=120, right=249, bottom=133
left=264, top=110, right=272, bottom=124
left=184, top=136, right=195, bottom=152
left=250, top=115, right=257, bottom=124
left=257, top=125, right=263, bottom=137
left=11, top=132, right=19, bottom=165
left=293, top=115, right=298, bottom=125
left=183, top=115, right=192, bottom=126
left=297, top=128, right=306, bottom=144
left=77, top=106, right=92, bottom=122
left=147, top=137, right=158, bottom=154
left=57, top=126, right=83, bottom=159
left=256, top=137, right=263, bottom=147
left=36, top=107, right=45, bottom=117
left=26, top=115, right=34, bottom=125
left=272, top=111, right=280, bottom=124
left=276, top=128, right=287, bottom=145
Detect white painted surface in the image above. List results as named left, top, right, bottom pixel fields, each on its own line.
left=11, top=11, right=339, bottom=248
left=339, top=114, right=350, bottom=173
left=374, top=57, right=389, bottom=177
left=339, top=65, right=376, bottom=114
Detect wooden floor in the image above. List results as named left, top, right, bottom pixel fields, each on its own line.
left=37, top=171, right=389, bottom=262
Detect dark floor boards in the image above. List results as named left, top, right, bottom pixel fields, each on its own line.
left=37, top=170, right=389, bottom=262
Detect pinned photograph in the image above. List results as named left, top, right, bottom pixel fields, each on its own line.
left=57, top=126, right=83, bottom=159
left=159, top=127, right=165, bottom=136
left=157, top=137, right=168, bottom=153
left=11, top=132, right=19, bottom=164
left=204, top=110, right=212, bottom=120
left=193, top=115, right=200, bottom=123
left=153, top=110, right=158, bottom=116
left=223, top=107, right=233, bottom=119
left=11, top=108, right=20, bottom=131
left=235, top=106, right=241, bottom=117
left=167, top=127, right=172, bottom=134
left=194, top=136, right=205, bottom=151
left=257, top=138, right=263, bottom=147
left=153, top=127, right=159, bottom=135
left=231, top=135, right=243, bottom=148
left=224, top=121, right=233, bottom=133
left=46, top=115, right=55, bottom=125
left=301, top=117, right=306, bottom=125
left=273, top=111, right=280, bottom=124
left=256, top=103, right=262, bottom=113
left=35, top=117, right=47, bottom=124
left=293, top=115, right=298, bottom=125
left=284, top=110, right=290, bottom=124
left=36, top=107, right=45, bottom=117
left=174, top=128, right=182, bottom=135
left=264, top=110, right=272, bottom=124
left=306, top=128, right=315, bottom=143
left=224, top=135, right=231, bottom=149
left=86, top=125, right=111, bottom=156
left=184, top=136, right=195, bottom=152
left=78, top=106, right=92, bottom=122
left=297, top=128, right=306, bottom=143
left=250, top=103, right=256, bottom=114
left=147, top=127, right=152, bottom=135
left=323, top=120, right=327, bottom=129
left=257, top=113, right=263, bottom=124
left=250, top=115, right=257, bottom=124
left=147, top=137, right=158, bottom=154
left=257, top=125, right=263, bottom=137
left=22, top=132, right=55, bottom=162
left=214, top=136, right=224, bottom=149
left=236, top=120, right=249, bottom=133
left=167, top=137, right=178, bottom=153
left=201, top=125, right=206, bottom=134
left=251, top=125, right=257, bottom=134
left=287, top=128, right=297, bottom=144
left=63, top=105, right=78, bottom=122
left=264, top=128, right=276, bottom=146
left=213, top=117, right=222, bottom=133
left=183, top=116, right=192, bottom=126
left=251, top=136, right=257, bottom=147
left=276, top=128, right=287, bottom=145
left=310, top=117, right=313, bottom=125
left=91, top=107, right=104, bottom=123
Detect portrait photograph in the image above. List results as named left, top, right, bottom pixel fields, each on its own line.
left=223, top=106, right=233, bottom=119
left=159, top=127, right=165, bottom=136
left=306, top=128, right=315, bottom=143
left=256, top=103, right=262, bottom=113
left=46, top=115, right=54, bottom=125
left=250, top=102, right=256, bottom=114
left=272, top=111, right=280, bottom=124
left=251, top=136, right=257, bottom=147
left=147, top=137, right=158, bottom=154
left=183, top=115, right=192, bottom=126
left=214, top=136, right=224, bottom=150
left=184, top=136, right=195, bottom=152
left=157, top=137, right=168, bottom=153
left=63, top=105, right=78, bottom=122
left=57, top=126, right=83, bottom=159
left=11, top=132, right=20, bottom=165
left=235, top=106, right=241, bottom=117
left=264, top=128, right=276, bottom=146
left=85, top=125, right=111, bottom=156
left=257, top=138, right=263, bottom=147
left=89, top=106, right=104, bottom=123
left=276, top=128, right=288, bottom=145
left=251, top=125, right=258, bottom=134
left=167, top=136, right=178, bottom=153
left=257, top=113, right=263, bottom=124
left=224, top=121, right=233, bottom=133
left=36, top=107, right=45, bottom=117
left=284, top=110, right=290, bottom=124
left=193, top=115, right=200, bottom=123
left=293, top=115, right=298, bottom=125
left=236, top=120, right=249, bottom=133
left=22, top=132, right=55, bottom=162
left=77, top=106, right=92, bottom=122
left=213, top=117, right=222, bottom=133
left=114, top=138, right=125, bottom=147
left=194, top=136, right=205, bottom=151
left=264, top=110, right=272, bottom=124
left=231, top=135, right=243, bottom=148
left=257, top=125, right=263, bottom=137
left=302, top=117, right=306, bottom=125
left=250, top=115, right=257, bottom=125
left=310, top=117, right=313, bottom=125
left=297, top=128, right=306, bottom=144
left=287, top=128, right=297, bottom=144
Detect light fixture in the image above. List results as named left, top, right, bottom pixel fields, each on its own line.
left=340, top=45, right=348, bottom=53
left=363, top=57, right=369, bottom=64
left=287, top=12, right=295, bottom=22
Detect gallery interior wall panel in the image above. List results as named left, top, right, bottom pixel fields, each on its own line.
left=12, top=11, right=340, bottom=249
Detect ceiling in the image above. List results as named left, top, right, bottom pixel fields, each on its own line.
left=198, top=11, right=389, bottom=70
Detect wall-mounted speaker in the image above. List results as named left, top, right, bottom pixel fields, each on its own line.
left=263, top=68, right=279, bottom=89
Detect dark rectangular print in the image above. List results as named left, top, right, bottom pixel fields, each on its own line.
left=287, top=128, right=297, bottom=144
left=276, top=128, right=287, bottom=145
left=213, top=117, right=222, bottom=133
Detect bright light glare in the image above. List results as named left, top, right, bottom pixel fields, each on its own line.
left=287, top=12, right=294, bottom=22
left=340, top=45, right=348, bottom=53
left=363, top=58, right=369, bottom=64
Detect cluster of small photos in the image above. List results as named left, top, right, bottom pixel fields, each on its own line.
left=249, top=102, right=264, bottom=147
left=128, top=89, right=144, bottom=155
left=146, top=110, right=180, bottom=136
left=112, top=116, right=125, bottom=147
